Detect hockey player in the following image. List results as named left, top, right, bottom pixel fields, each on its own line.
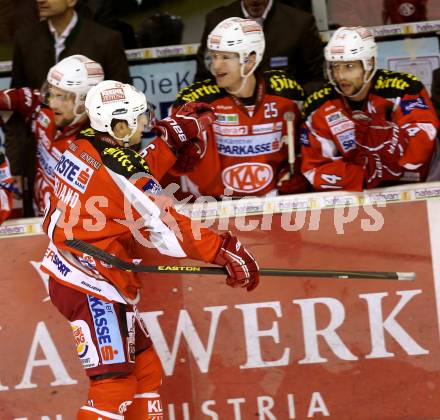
left=0, top=54, right=104, bottom=215
left=170, top=17, right=308, bottom=198
left=301, top=26, right=439, bottom=191
left=0, top=151, right=13, bottom=224
left=40, top=80, right=259, bottom=419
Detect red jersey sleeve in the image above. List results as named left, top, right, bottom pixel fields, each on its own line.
left=301, top=109, right=364, bottom=191
left=391, top=85, right=439, bottom=170
left=0, top=88, right=41, bottom=120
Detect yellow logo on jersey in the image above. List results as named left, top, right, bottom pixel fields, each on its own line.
left=375, top=77, right=410, bottom=90
left=80, top=128, right=95, bottom=138
left=303, top=87, right=333, bottom=111
left=179, top=83, right=221, bottom=102
left=103, top=148, right=150, bottom=173
left=269, top=73, right=303, bottom=94
left=375, top=70, right=418, bottom=91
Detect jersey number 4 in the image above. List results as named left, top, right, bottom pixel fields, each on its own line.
left=320, top=173, right=343, bottom=189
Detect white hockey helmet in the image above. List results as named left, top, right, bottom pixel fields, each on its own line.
left=207, top=17, right=265, bottom=77
left=85, top=80, right=149, bottom=147
left=46, top=54, right=104, bottom=123
left=325, top=26, right=378, bottom=93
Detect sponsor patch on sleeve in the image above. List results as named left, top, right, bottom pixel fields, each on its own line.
left=142, top=178, right=162, bottom=195
left=400, top=96, right=429, bottom=115
left=299, top=127, right=310, bottom=147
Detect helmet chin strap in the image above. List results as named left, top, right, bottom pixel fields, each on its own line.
left=227, top=60, right=257, bottom=96
left=108, top=127, right=133, bottom=148
left=69, top=94, right=88, bottom=126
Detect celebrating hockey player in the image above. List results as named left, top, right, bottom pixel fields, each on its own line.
left=0, top=151, right=13, bottom=224
left=0, top=54, right=104, bottom=215
left=301, top=26, right=439, bottom=191
left=40, top=80, right=260, bottom=419
left=169, top=17, right=308, bottom=197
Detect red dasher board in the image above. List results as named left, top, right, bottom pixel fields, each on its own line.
left=1, top=188, right=440, bottom=420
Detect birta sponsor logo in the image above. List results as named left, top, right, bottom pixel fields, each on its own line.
left=269, top=73, right=303, bottom=94
left=158, top=265, right=201, bottom=272
left=103, top=148, right=138, bottom=172
left=304, top=87, right=333, bottom=110
left=180, top=84, right=220, bottom=102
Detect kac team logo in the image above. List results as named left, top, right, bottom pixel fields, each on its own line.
left=222, top=162, right=273, bottom=193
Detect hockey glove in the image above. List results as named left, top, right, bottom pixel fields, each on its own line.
left=213, top=232, right=259, bottom=292
left=276, top=158, right=311, bottom=195
left=172, top=136, right=207, bottom=173
left=153, top=102, right=215, bottom=151
left=352, top=111, right=409, bottom=188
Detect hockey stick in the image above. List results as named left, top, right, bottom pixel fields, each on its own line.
left=284, top=111, right=296, bottom=175
left=64, top=239, right=416, bottom=280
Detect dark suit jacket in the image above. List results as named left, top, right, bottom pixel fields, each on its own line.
left=8, top=16, right=131, bottom=215
left=11, top=17, right=130, bottom=88
left=194, top=0, right=324, bottom=95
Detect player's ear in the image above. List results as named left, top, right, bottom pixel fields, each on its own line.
left=247, top=52, right=257, bottom=66
left=112, top=120, right=129, bottom=138
left=243, top=52, right=257, bottom=76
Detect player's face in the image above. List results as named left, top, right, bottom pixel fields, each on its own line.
left=36, top=0, right=76, bottom=19
left=128, top=113, right=149, bottom=147
left=330, top=61, right=366, bottom=96
left=47, top=86, right=77, bottom=127
left=209, top=51, right=243, bottom=91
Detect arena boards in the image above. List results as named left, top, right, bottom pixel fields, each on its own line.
left=1, top=182, right=440, bottom=419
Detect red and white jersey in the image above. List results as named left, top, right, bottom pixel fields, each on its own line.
left=301, top=69, right=439, bottom=191
left=0, top=152, right=13, bottom=224
left=41, top=134, right=221, bottom=303
left=172, top=70, right=304, bottom=197
left=0, top=88, right=85, bottom=214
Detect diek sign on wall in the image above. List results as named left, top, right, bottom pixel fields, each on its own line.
left=130, top=60, right=197, bottom=120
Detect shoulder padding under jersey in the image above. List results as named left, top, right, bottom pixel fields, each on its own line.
left=302, top=83, right=338, bottom=119
left=77, top=128, right=151, bottom=178
left=264, top=70, right=304, bottom=101
left=101, top=147, right=151, bottom=178
left=175, top=79, right=228, bottom=106
left=372, top=69, right=423, bottom=97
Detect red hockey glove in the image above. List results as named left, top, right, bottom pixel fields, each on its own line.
left=172, top=136, right=207, bottom=173
left=352, top=111, right=409, bottom=188
left=153, top=102, right=215, bottom=151
left=213, top=232, right=259, bottom=292
left=276, top=158, right=311, bottom=195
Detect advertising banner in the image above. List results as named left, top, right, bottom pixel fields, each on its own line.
left=1, top=185, right=440, bottom=419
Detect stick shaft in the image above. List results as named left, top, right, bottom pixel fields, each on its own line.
left=64, top=239, right=415, bottom=281
left=284, top=112, right=295, bottom=175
